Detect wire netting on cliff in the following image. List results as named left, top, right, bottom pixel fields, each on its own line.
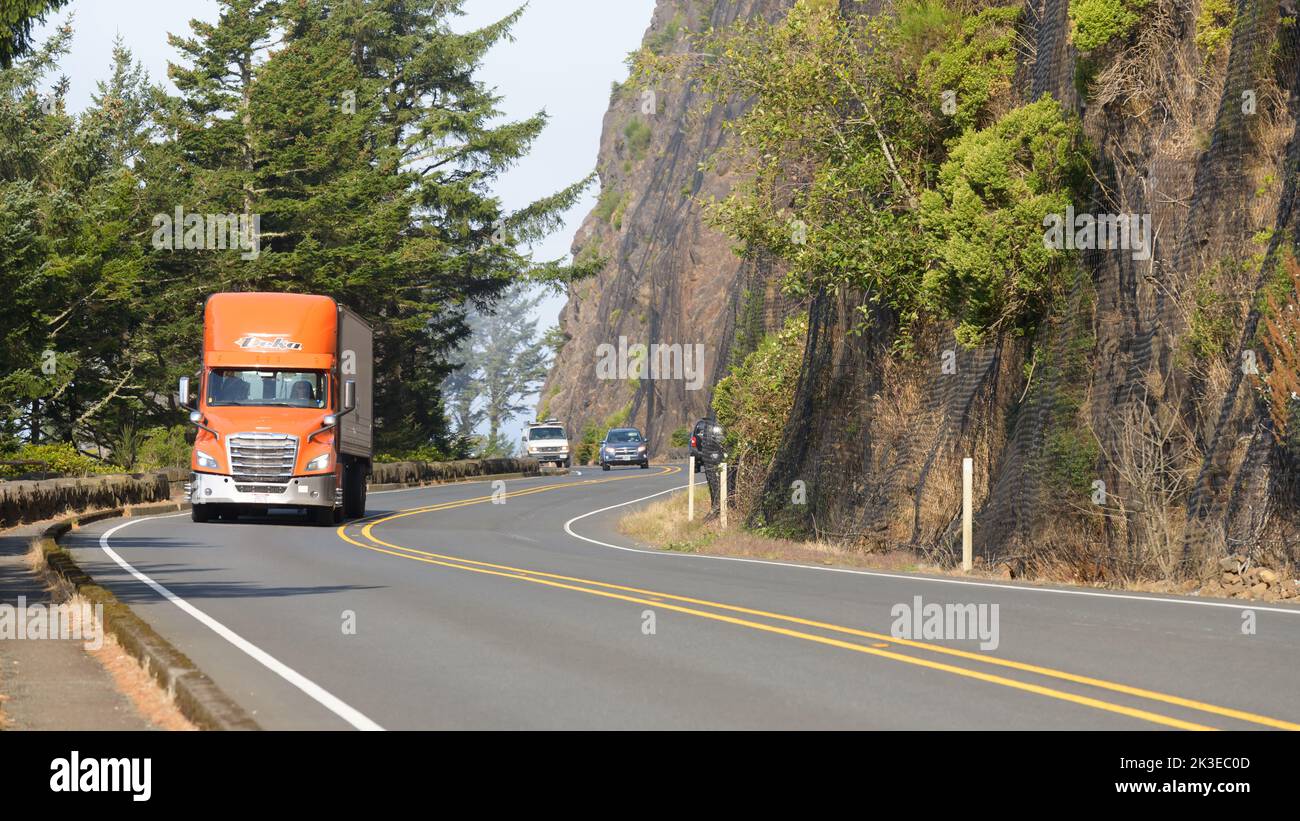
left=733, top=0, right=1300, bottom=581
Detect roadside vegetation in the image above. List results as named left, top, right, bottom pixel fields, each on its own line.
left=0, top=0, right=596, bottom=475
left=619, top=490, right=950, bottom=573
left=711, top=313, right=807, bottom=513
left=628, top=0, right=1299, bottom=586
left=655, top=0, right=1089, bottom=350
left=619, top=490, right=1299, bottom=602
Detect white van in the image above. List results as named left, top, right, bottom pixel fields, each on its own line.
left=523, top=420, right=570, bottom=468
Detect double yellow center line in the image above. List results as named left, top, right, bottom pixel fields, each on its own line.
left=337, top=468, right=1298, bottom=731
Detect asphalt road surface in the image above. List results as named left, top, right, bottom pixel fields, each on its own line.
left=64, top=465, right=1300, bottom=730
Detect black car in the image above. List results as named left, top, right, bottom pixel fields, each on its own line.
left=688, top=418, right=708, bottom=471
left=599, top=427, right=649, bottom=470
left=689, top=418, right=724, bottom=471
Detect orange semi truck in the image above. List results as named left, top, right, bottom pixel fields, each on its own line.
left=180, top=292, right=374, bottom=525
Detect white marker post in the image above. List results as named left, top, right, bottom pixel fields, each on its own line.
left=962, top=457, right=973, bottom=572
left=687, top=455, right=695, bottom=521
left=720, top=462, right=728, bottom=530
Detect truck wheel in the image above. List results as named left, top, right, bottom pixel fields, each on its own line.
left=602, top=463, right=611, bottom=471
left=343, top=464, right=367, bottom=519
left=191, top=505, right=211, bottom=523
left=562, top=458, right=570, bottom=469
left=640, top=461, right=649, bottom=469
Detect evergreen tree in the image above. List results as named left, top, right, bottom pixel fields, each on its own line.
left=152, top=0, right=594, bottom=453
left=0, top=0, right=68, bottom=67
left=440, top=285, right=550, bottom=453
left=0, top=28, right=160, bottom=451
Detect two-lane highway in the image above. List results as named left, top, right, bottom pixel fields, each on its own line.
left=65, top=465, right=1300, bottom=729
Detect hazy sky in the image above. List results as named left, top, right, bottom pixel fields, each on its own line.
left=32, top=0, right=655, bottom=449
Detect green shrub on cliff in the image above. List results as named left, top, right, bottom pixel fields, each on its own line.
left=713, top=313, right=808, bottom=468
left=1068, top=0, right=1149, bottom=52
left=914, top=2, right=1022, bottom=132
left=689, top=0, right=1084, bottom=349
left=918, top=96, right=1088, bottom=345
left=1194, top=0, right=1234, bottom=55
left=623, top=117, right=652, bottom=160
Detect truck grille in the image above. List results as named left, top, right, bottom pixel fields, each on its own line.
left=609, top=446, right=641, bottom=458
left=228, top=433, right=298, bottom=484
left=235, top=484, right=287, bottom=494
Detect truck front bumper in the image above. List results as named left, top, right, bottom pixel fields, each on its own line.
left=187, top=472, right=339, bottom=508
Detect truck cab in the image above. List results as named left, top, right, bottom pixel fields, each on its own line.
left=523, top=419, right=570, bottom=468
left=182, top=292, right=373, bottom=525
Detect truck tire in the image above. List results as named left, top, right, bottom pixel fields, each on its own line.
left=640, top=461, right=649, bottom=469
left=602, top=462, right=611, bottom=471
left=191, top=504, right=212, bottom=523
left=343, top=463, right=367, bottom=519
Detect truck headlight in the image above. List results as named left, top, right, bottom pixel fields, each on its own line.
left=196, top=450, right=218, bottom=469
left=305, top=453, right=331, bottom=471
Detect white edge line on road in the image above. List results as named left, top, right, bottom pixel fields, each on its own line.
left=97, top=514, right=384, bottom=731
left=563, top=480, right=1300, bottom=617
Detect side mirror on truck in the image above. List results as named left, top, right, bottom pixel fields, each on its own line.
left=308, top=380, right=356, bottom=443
left=178, top=376, right=191, bottom=409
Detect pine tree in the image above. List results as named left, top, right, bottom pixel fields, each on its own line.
left=0, top=28, right=160, bottom=451
left=151, top=0, right=594, bottom=453
left=441, top=285, right=550, bottom=455
left=0, top=0, right=68, bottom=67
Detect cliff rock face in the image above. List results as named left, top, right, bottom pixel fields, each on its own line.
left=754, top=0, right=1300, bottom=575
left=538, top=0, right=794, bottom=455
left=543, top=0, right=1300, bottom=574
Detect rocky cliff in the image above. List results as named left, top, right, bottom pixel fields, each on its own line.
left=537, top=0, right=795, bottom=455
left=751, top=0, right=1300, bottom=578
left=542, top=0, right=1300, bottom=578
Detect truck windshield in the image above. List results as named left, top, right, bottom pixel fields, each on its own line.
left=207, top=369, right=327, bottom=408
left=606, top=429, right=643, bottom=443
left=529, top=427, right=565, bottom=440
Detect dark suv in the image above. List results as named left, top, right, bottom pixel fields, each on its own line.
left=688, top=419, right=708, bottom=471
left=689, top=418, right=725, bottom=471
left=600, top=427, right=649, bottom=470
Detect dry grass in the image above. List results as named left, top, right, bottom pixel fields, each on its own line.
left=620, top=490, right=943, bottom=572
left=619, top=489, right=1299, bottom=603
left=24, top=534, right=196, bottom=730
left=76, top=598, right=196, bottom=732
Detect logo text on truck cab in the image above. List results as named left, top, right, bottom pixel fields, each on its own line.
left=233, top=335, right=303, bottom=350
